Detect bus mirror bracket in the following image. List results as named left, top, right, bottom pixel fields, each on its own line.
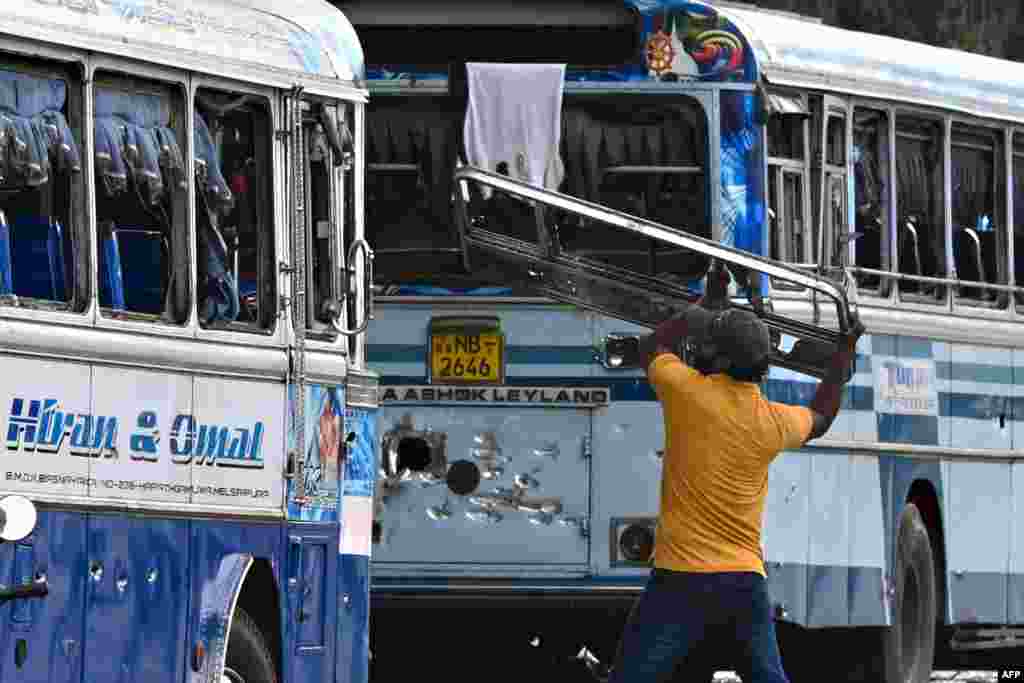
left=331, top=239, right=375, bottom=336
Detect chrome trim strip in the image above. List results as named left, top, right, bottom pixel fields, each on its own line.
left=0, top=318, right=287, bottom=380
left=16, top=493, right=284, bottom=520
left=347, top=369, right=380, bottom=408
left=807, top=439, right=1020, bottom=463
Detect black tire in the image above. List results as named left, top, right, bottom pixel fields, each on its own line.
left=223, top=607, right=277, bottom=683
left=878, top=502, right=937, bottom=683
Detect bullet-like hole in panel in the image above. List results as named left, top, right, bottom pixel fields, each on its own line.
left=396, top=437, right=432, bottom=472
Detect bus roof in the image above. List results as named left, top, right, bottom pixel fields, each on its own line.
left=0, top=0, right=365, bottom=92
left=716, top=2, right=1024, bottom=124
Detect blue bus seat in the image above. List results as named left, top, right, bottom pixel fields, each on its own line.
left=0, top=211, right=12, bottom=295
left=8, top=215, right=66, bottom=301
left=116, top=228, right=166, bottom=315
left=97, top=221, right=125, bottom=310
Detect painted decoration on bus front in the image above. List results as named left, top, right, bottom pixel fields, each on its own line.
left=0, top=360, right=284, bottom=509
left=286, top=384, right=345, bottom=522
left=365, top=2, right=757, bottom=85
left=636, top=2, right=753, bottom=82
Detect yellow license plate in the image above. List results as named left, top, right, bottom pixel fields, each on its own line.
left=430, top=332, right=502, bottom=383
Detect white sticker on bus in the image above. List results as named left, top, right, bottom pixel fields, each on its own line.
left=875, top=359, right=938, bottom=416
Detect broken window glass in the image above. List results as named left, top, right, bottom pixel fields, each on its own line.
left=0, top=58, right=84, bottom=310
left=1013, top=133, right=1024, bottom=306
left=951, top=122, right=1004, bottom=306
left=94, top=74, right=189, bottom=323
left=194, top=87, right=276, bottom=330
left=895, top=115, right=945, bottom=301
left=852, top=107, right=890, bottom=293
left=365, top=93, right=710, bottom=294
left=766, top=102, right=809, bottom=290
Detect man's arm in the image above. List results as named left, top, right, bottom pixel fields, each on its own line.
left=806, top=318, right=865, bottom=441
left=638, top=301, right=703, bottom=371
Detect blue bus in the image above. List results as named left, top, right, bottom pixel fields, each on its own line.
left=0, top=2, right=376, bottom=682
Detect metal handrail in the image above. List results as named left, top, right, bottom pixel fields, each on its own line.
left=453, top=166, right=864, bottom=380
left=454, top=166, right=855, bottom=330
left=846, top=265, right=1023, bottom=295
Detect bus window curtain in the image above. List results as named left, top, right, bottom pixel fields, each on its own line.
left=0, top=70, right=81, bottom=190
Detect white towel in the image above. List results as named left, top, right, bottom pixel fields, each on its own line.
left=463, top=63, right=566, bottom=192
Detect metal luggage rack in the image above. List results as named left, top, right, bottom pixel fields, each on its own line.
left=453, top=166, right=860, bottom=380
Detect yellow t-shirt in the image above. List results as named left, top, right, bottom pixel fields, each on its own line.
left=648, top=352, right=814, bottom=577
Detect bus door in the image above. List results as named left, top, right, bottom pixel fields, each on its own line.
left=451, top=167, right=858, bottom=381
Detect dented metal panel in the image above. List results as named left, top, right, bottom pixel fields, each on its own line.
left=372, top=407, right=592, bottom=572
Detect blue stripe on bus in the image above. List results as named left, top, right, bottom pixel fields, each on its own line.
left=369, top=344, right=875, bottom=370
left=936, top=361, right=1015, bottom=384
left=942, top=393, right=1011, bottom=420
left=377, top=374, right=1024, bottom=424
left=379, top=375, right=878, bottom=411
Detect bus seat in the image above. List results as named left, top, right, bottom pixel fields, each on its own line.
left=0, top=211, right=12, bottom=295
left=898, top=221, right=922, bottom=277
left=8, top=215, right=66, bottom=301
left=954, top=226, right=994, bottom=300
left=97, top=221, right=125, bottom=310
left=116, top=228, right=166, bottom=315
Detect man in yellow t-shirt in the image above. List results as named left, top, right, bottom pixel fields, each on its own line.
left=608, top=302, right=862, bottom=683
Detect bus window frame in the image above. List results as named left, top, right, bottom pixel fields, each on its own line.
left=190, top=73, right=284, bottom=348
left=89, top=55, right=197, bottom=339
left=846, top=102, right=896, bottom=300
left=947, top=115, right=1011, bottom=314
left=816, top=95, right=851, bottom=285
left=0, top=41, right=91, bottom=326
left=763, top=87, right=812, bottom=297
left=297, top=94, right=361, bottom=354
left=341, top=100, right=366, bottom=365
left=888, top=107, right=952, bottom=314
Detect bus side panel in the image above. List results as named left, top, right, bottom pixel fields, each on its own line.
left=336, top=404, right=378, bottom=683
left=83, top=515, right=190, bottom=683
left=282, top=521, right=337, bottom=683
left=0, top=508, right=86, bottom=683
left=190, top=520, right=283, bottom=678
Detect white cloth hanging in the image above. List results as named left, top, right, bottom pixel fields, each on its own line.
left=463, top=63, right=566, bottom=193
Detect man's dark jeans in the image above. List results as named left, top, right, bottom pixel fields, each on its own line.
left=608, top=568, right=789, bottom=683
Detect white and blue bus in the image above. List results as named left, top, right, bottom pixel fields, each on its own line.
left=349, top=1, right=1024, bottom=681
left=0, top=2, right=376, bottom=683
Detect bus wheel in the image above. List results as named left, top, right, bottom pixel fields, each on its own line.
left=878, top=503, right=937, bottom=683
left=223, top=607, right=277, bottom=683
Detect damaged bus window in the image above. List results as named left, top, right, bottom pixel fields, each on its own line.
left=0, top=58, right=85, bottom=310
left=303, top=101, right=353, bottom=335
left=94, top=75, right=189, bottom=323
left=766, top=94, right=808, bottom=289
left=951, top=122, right=1004, bottom=306
left=852, top=107, right=891, bottom=293
left=1014, top=133, right=1024, bottom=307
left=556, top=95, right=709, bottom=283
left=194, top=88, right=275, bottom=330
left=366, top=97, right=472, bottom=292
left=895, top=115, right=945, bottom=301
left=819, top=107, right=849, bottom=273
left=367, top=94, right=708, bottom=293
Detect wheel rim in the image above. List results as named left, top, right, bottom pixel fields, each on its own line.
left=900, top=566, right=921, bottom=682
left=221, top=667, right=245, bottom=683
